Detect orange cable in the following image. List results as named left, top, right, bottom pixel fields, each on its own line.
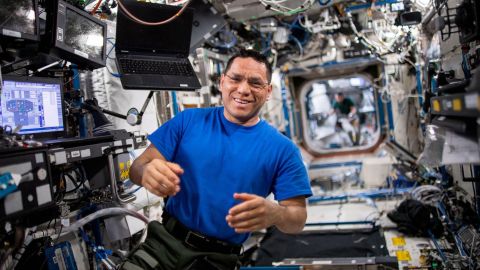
left=90, top=0, right=103, bottom=15
left=116, top=0, right=191, bottom=26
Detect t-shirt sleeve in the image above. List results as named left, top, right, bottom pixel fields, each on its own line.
left=147, top=111, right=188, bottom=161
left=332, top=101, right=340, bottom=109
left=272, top=145, right=312, bottom=201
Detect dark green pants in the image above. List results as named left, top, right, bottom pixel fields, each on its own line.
left=120, top=221, right=240, bottom=270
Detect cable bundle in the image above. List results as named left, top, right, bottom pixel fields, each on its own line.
left=410, top=185, right=443, bottom=205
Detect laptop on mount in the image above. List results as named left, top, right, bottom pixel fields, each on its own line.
left=115, top=1, right=201, bottom=91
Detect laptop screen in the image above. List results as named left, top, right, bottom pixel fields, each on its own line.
left=1, top=76, right=64, bottom=135
left=116, top=1, right=194, bottom=55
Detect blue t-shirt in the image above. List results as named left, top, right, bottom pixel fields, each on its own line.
left=148, top=107, right=312, bottom=244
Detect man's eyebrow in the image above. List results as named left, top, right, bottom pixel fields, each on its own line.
left=229, top=72, right=241, bottom=76
left=247, top=75, right=264, bottom=80
left=229, top=72, right=265, bottom=81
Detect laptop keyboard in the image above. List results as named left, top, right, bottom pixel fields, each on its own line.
left=119, top=59, right=194, bottom=76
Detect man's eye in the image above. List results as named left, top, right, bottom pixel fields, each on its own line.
left=249, top=81, right=263, bottom=87
left=232, top=77, right=242, bottom=82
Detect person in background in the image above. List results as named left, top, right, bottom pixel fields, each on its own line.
left=332, top=92, right=356, bottom=117
left=331, top=92, right=360, bottom=145
left=122, top=49, right=312, bottom=270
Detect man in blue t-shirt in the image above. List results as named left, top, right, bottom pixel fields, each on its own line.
left=123, top=50, right=312, bottom=270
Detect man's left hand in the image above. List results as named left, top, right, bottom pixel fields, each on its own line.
left=226, top=193, right=282, bottom=233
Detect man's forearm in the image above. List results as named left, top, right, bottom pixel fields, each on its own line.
left=273, top=204, right=307, bottom=234
left=129, top=159, right=145, bottom=186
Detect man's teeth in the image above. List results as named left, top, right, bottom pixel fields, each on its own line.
left=234, top=98, right=250, bottom=104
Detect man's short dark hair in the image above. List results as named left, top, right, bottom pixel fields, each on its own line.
left=224, top=49, right=272, bottom=83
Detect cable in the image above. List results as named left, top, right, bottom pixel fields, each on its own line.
left=106, top=38, right=116, bottom=60
left=64, top=167, right=88, bottom=194
left=167, top=0, right=189, bottom=5
left=65, top=207, right=148, bottom=233
left=410, top=185, right=443, bottom=205
left=289, top=35, right=304, bottom=57
left=207, top=29, right=237, bottom=49
left=116, top=0, right=191, bottom=26
left=63, top=71, right=80, bottom=86
left=33, top=60, right=63, bottom=74
left=473, top=182, right=479, bottom=217
left=90, top=0, right=103, bottom=15
left=63, top=172, right=79, bottom=190
left=317, top=0, right=331, bottom=5
left=105, top=38, right=121, bottom=77
left=260, top=0, right=315, bottom=15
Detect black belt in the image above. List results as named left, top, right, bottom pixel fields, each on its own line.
left=161, top=211, right=242, bottom=255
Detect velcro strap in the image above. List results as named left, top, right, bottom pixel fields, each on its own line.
left=121, top=261, right=145, bottom=270
left=133, top=250, right=159, bottom=268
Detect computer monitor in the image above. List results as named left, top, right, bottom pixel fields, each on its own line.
left=0, top=75, right=65, bottom=138
left=189, top=0, right=227, bottom=53
left=44, top=0, right=107, bottom=70
left=0, top=0, right=40, bottom=42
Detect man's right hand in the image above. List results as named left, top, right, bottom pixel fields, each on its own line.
left=140, top=159, right=184, bottom=197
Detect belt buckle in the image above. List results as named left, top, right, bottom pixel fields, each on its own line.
left=184, top=230, right=205, bottom=249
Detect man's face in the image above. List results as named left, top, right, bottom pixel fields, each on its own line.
left=335, top=94, right=344, bottom=103
left=220, top=57, right=272, bottom=126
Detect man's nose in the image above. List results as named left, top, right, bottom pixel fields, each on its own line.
left=236, top=79, right=251, bottom=94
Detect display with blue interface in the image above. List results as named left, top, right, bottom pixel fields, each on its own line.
left=0, top=78, right=64, bottom=134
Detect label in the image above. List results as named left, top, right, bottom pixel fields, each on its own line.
left=453, top=98, right=462, bottom=111
left=3, top=29, right=21, bottom=38
left=61, top=218, right=70, bottom=227
left=312, top=260, right=332, bottom=264
left=74, top=49, right=88, bottom=59
left=432, top=100, right=440, bottom=112
left=80, top=149, right=91, bottom=158
left=446, top=100, right=452, bottom=109
left=57, top=27, right=64, bottom=42
left=71, top=151, right=80, bottom=158
left=392, top=237, right=406, bottom=246
left=464, top=93, right=477, bottom=109
left=396, top=250, right=411, bottom=261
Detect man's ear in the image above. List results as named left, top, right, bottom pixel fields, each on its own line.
left=266, top=84, right=273, bottom=100
left=219, top=74, right=226, bottom=93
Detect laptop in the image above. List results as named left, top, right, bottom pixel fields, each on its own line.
left=115, top=1, right=201, bottom=91
left=0, top=75, right=112, bottom=147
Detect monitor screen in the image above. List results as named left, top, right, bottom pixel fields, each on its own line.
left=64, top=7, right=104, bottom=60
left=0, top=76, right=64, bottom=135
left=0, top=0, right=38, bottom=40
left=116, top=1, right=193, bottom=55
left=189, top=0, right=226, bottom=53
left=45, top=0, right=106, bottom=69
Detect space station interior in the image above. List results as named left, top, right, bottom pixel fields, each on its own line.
left=0, top=0, right=480, bottom=269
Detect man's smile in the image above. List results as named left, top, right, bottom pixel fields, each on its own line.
left=233, top=97, right=253, bottom=104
